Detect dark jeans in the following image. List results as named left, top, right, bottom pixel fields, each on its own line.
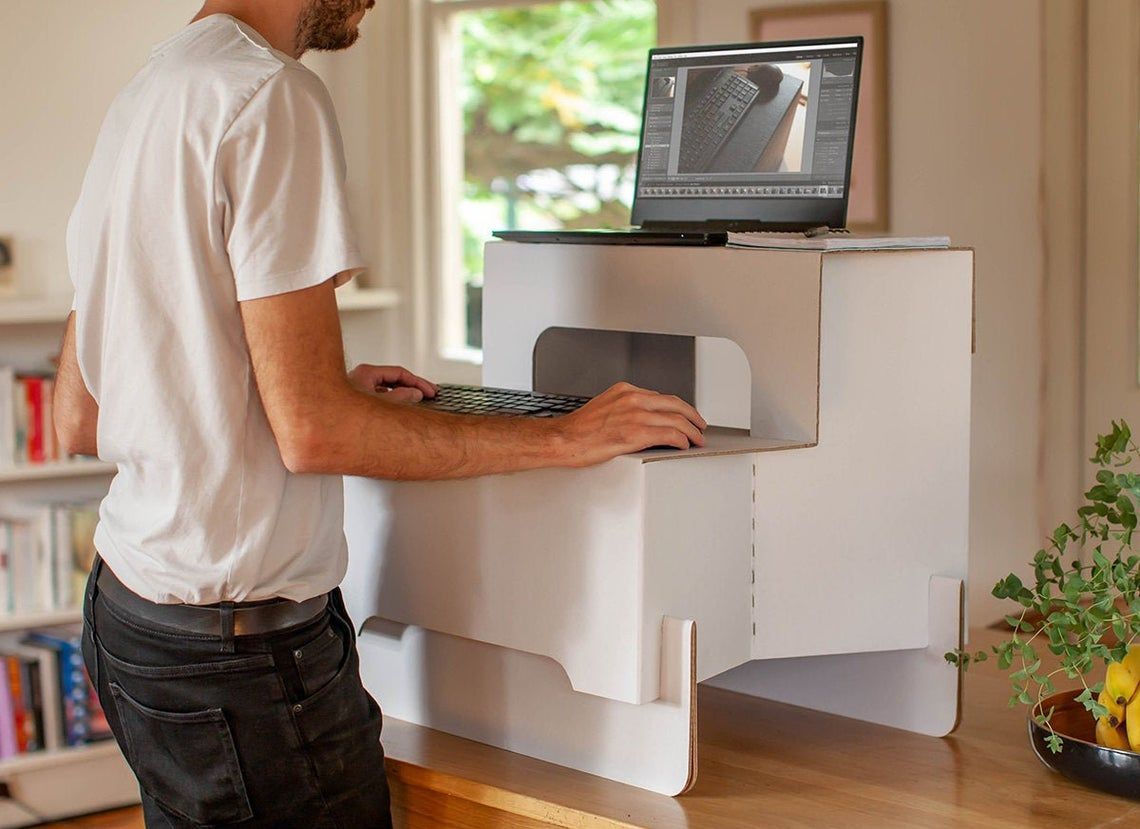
left=81, top=560, right=393, bottom=828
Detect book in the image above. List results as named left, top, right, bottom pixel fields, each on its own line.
left=0, top=522, right=9, bottom=615
left=0, top=660, right=15, bottom=758
left=5, top=656, right=29, bottom=753
left=5, top=519, right=35, bottom=615
left=0, top=368, right=67, bottom=467
left=52, top=505, right=72, bottom=610
left=19, top=654, right=44, bottom=753
left=726, top=231, right=951, bottom=251
left=0, top=368, right=13, bottom=466
left=23, top=626, right=90, bottom=747
left=8, top=640, right=63, bottom=751
left=0, top=501, right=101, bottom=616
left=21, top=376, right=43, bottom=464
left=41, top=377, right=56, bottom=463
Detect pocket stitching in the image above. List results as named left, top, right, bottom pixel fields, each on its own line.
left=295, top=623, right=342, bottom=698
left=100, top=597, right=218, bottom=641
left=294, top=614, right=356, bottom=710
left=99, top=642, right=274, bottom=679
left=109, top=682, right=254, bottom=824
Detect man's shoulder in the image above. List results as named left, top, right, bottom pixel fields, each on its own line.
left=152, top=17, right=333, bottom=131
left=157, top=17, right=284, bottom=82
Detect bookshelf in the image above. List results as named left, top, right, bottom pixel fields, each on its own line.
left=0, top=740, right=122, bottom=777
left=0, top=283, right=398, bottom=825
left=0, top=305, right=131, bottom=825
left=336, top=286, right=401, bottom=311
left=0, top=460, right=116, bottom=485
left=0, top=286, right=399, bottom=326
left=0, top=610, right=83, bottom=636
left=0, top=297, right=73, bottom=327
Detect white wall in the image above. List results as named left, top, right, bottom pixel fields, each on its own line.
left=1085, top=1, right=1140, bottom=449
left=694, top=0, right=1051, bottom=623
left=0, top=1, right=391, bottom=363
left=0, top=2, right=382, bottom=291
left=0, top=1, right=200, bottom=300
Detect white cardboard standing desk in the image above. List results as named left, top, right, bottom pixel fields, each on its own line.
left=342, top=243, right=973, bottom=796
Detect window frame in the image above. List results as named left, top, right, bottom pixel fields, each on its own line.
left=380, top=0, right=693, bottom=384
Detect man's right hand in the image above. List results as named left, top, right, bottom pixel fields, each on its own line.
left=554, top=382, right=708, bottom=468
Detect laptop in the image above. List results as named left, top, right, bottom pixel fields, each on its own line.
left=493, top=36, right=863, bottom=246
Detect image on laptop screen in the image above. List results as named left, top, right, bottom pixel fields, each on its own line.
left=631, top=38, right=862, bottom=229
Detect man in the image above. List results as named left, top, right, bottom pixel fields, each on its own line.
left=56, top=1, right=707, bottom=826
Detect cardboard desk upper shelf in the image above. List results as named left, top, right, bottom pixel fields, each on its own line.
left=483, top=243, right=824, bottom=454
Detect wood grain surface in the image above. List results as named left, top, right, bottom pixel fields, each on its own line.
left=379, top=625, right=1140, bottom=828
left=45, top=627, right=1140, bottom=828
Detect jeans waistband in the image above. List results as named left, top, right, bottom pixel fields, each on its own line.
left=94, top=560, right=329, bottom=641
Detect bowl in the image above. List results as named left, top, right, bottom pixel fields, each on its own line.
left=1029, top=689, right=1140, bottom=799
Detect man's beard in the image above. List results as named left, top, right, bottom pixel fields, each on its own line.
left=294, top=0, right=372, bottom=54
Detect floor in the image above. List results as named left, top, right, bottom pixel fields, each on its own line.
left=42, top=811, right=140, bottom=829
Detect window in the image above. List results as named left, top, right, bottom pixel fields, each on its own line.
left=430, top=0, right=658, bottom=370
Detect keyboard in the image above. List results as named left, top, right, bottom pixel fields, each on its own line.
left=679, top=69, right=760, bottom=172
left=420, top=384, right=589, bottom=418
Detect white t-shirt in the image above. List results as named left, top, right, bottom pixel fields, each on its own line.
left=66, top=14, right=363, bottom=604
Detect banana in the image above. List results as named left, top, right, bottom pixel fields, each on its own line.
left=1097, top=716, right=1131, bottom=750
left=1123, top=645, right=1140, bottom=679
left=1127, top=695, right=1140, bottom=751
left=1106, top=661, right=1139, bottom=705
left=1099, top=689, right=1125, bottom=727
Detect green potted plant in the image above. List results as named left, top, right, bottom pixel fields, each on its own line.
left=946, top=421, right=1139, bottom=794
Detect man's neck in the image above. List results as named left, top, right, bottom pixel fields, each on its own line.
left=191, top=1, right=303, bottom=59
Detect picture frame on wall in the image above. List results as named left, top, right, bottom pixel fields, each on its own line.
left=0, top=237, right=15, bottom=297
left=751, top=1, right=889, bottom=232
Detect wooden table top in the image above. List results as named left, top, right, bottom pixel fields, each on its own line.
left=381, top=626, right=1140, bottom=828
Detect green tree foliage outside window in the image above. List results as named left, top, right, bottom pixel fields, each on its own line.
left=458, top=0, right=657, bottom=297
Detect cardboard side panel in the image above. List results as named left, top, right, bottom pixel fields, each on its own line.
left=643, top=455, right=753, bottom=689
left=752, top=250, right=973, bottom=659
left=358, top=618, right=698, bottom=797
left=342, top=464, right=652, bottom=704
left=707, top=576, right=963, bottom=737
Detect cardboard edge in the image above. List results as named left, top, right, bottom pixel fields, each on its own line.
left=950, top=577, right=966, bottom=735
left=636, top=436, right=815, bottom=464
left=680, top=620, right=699, bottom=795
left=816, top=254, right=824, bottom=441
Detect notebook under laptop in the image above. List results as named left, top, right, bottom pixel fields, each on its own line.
left=493, top=36, right=864, bottom=246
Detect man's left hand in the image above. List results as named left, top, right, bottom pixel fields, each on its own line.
left=348, top=364, right=438, bottom=403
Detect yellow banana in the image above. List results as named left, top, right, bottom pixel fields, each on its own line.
left=1097, top=716, right=1131, bottom=751
left=1126, top=695, right=1140, bottom=751
left=1106, top=661, right=1139, bottom=705
left=1123, top=645, right=1140, bottom=679
left=1099, top=689, right=1125, bottom=727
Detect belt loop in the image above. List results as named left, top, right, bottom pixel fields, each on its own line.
left=219, top=602, right=235, bottom=653
left=329, top=588, right=357, bottom=642
left=87, top=554, right=104, bottom=607
left=84, top=554, right=106, bottom=691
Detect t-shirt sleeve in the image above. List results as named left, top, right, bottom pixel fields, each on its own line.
left=217, top=67, right=365, bottom=302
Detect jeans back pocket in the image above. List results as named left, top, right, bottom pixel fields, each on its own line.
left=110, top=682, right=253, bottom=825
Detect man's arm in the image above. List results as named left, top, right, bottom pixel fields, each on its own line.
left=54, top=312, right=100, bottom=456
left=240, top=278, right=707, bottom=481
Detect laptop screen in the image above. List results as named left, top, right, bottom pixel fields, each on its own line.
left=630, top=37, right=862, bottom=229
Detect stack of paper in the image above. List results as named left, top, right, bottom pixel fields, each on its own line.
left=727, top=232, right=951, bottom=251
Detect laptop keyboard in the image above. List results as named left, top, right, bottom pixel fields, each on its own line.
left=421, top=384, right=589, bottom=418
left=679, top=69, right=761, bottom=172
